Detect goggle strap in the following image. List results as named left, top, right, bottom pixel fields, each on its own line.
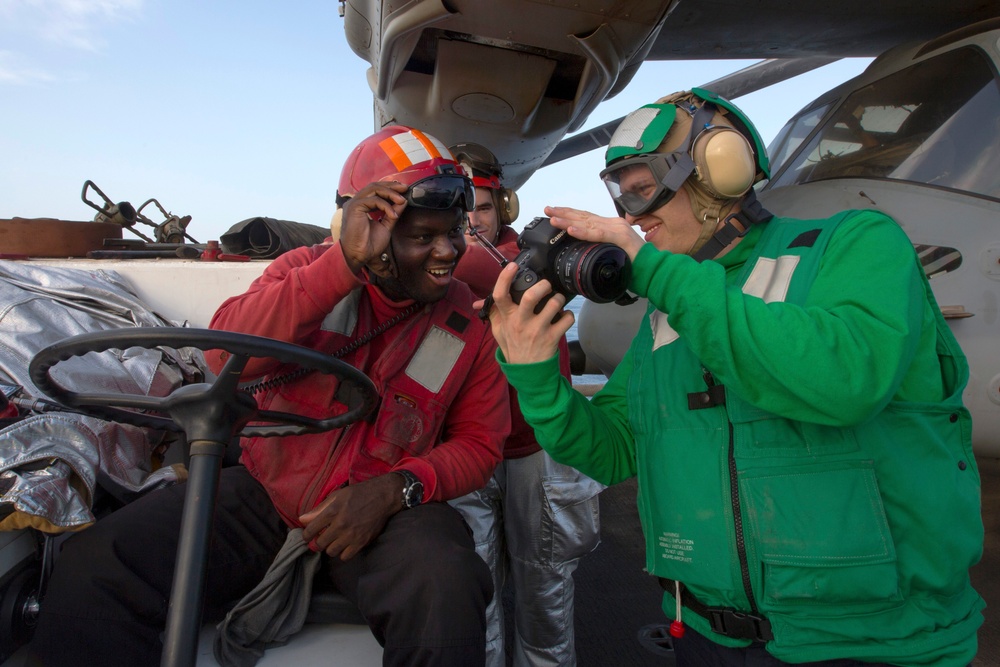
left=684, top=102, right=718, bottom=154
left=666, top=101, right=717, bottom=194
left=662, top=153, right=697, bottom=192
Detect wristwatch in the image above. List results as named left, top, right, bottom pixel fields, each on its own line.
left=396, top=469, right=424, bottom=509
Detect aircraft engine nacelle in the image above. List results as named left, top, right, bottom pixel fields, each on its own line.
left=340, top=0, right=675, bottom=190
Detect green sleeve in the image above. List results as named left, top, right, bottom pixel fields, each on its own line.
left=629, top=212, right=929, bottom=426
left=498, top=348, right=638, bottom=485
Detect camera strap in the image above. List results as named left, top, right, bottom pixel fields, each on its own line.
left=468, top=226, right=509, bottom=268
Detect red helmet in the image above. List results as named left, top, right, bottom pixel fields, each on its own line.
left=338, top=126, right=467, bottom=201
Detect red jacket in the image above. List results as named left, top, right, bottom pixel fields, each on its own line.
left=453, top=226, right=572, bottom=459
left=206, top=242, right=509, bottom=527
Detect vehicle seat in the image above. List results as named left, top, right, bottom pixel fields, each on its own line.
left=164, top=439, right=367, bottom=626
left=306, top=578, right=366, bottom=625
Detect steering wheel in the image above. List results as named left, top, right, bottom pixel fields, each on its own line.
left=28, top=326, right=379, bottom=667
left=28, top=327, right=378, bottom=441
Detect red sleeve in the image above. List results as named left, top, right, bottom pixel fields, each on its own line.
left=453, top=226, right=521, bottom=299
left=454, top=226, right=574, bottom=460
left=453, top=243, right=506, bottom=299
left=395, top=321, right=509, bottom=501
left=205, top=243, right=362, bottom=377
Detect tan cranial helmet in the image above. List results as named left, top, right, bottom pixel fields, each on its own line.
left=602, top=88, right=771, bottom=255
left=448, top=142, right=519, bottom=225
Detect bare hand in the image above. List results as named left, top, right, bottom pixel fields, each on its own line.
left=544, top=206, right=644, bottom=260
left=299, top=474, right=402, bottom=560
left=482, top=263, right=575, bottom=365
left=340, top=181, right=409, bottom=276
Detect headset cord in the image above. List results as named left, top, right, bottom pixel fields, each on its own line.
left=242, top=301, right=424, bottom=396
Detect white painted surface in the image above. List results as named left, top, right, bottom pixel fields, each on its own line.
left=25, top=258, right=270, bottom=328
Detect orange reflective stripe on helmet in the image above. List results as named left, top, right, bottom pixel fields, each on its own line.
left=378, top=129, right=449, bottom=173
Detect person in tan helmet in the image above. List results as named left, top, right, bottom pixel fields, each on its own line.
left=482, top=89, right=983, bottom=666
left=450, top=142, right=603, bottom=667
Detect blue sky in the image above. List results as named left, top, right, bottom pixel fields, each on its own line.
left=0, top=1, right=872, bottom=243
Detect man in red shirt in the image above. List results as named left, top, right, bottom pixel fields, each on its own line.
left=450, top=143, right=603, bottom=667
left=26, top=127, right=509, bottom=666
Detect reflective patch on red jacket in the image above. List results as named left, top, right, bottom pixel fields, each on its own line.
left=406, top=326, right=465, bottom=392
left=321, top=289, right=361, bottom=333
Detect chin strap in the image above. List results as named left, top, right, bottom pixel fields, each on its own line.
left=690, top=189, right=773, bottom=262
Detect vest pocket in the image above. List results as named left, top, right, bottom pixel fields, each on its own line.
left=739, top=461, right=902, bottom=608
left=727, top=396, right=860, bottom=458
left=366, top=385, right=447, bottom=463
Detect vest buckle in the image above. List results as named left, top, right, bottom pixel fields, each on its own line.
left=705, top=607, right=773, bottom=642
left=686, top=384, right=726, bottom=410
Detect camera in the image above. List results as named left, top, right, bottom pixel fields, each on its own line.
left=510, top=217, right=631, bottom=305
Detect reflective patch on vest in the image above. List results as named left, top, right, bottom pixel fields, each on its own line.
left=742, top=255, right=800, bottom=303
left=406, top=326, right=465, bottom=393
left=321, top=289, right=361, bottom=334
left=650, top=310, right=679, bottom=351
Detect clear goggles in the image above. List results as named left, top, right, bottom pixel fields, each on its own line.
left=599, top=152, right=695, bottom=217
left=405, top=174, right=475, bottom=212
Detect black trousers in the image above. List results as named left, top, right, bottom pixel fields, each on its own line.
left=25, top=466, right=491, bottom=666
left=674, top=626, right=900, bottom=667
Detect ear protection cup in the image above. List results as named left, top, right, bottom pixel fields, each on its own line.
left=491, top=188, right=520, bottom=225
left=691, top=126, right=757, bottom=198
left=503, top=189, right=519, bottom=224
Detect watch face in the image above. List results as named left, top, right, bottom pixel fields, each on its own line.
left=404, top=481, right=424, bottom=508
left=400, top=471, right=424, bottom=508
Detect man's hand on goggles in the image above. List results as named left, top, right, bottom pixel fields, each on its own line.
left=340, top=181, right=408, bottom=275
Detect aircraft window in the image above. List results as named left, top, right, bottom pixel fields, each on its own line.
left=770, top=46, right=1000, bottom=200
left=767, top=102, right=832, bottom=175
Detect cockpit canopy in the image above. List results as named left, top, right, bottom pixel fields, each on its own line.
left=766, top=45, right=1000, bottom=201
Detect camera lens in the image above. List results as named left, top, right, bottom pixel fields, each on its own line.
left=555, top=242, right=631, bottom=303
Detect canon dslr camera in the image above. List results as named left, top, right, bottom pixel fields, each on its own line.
left=510, top=217, right=631, bottom=305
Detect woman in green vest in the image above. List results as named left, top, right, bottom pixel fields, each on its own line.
left=484, top=89, right=984, bottom=666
